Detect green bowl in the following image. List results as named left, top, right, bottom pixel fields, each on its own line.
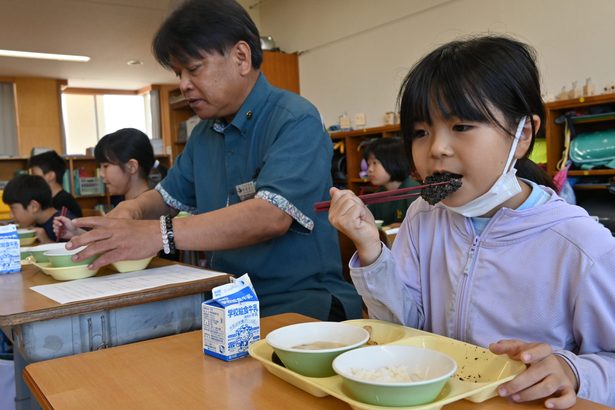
left=17, top=228, right=36, bottom=238
left=44, top=246, right=96, bottom=267
left=332, top=345, right=457, bottom=406
left=20, top=247, right=32, bottom=260
left=266, top=322, right=369, bottom=378
left=29, top=243, right=67, bottom=263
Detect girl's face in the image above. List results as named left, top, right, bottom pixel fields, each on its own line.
left=411, top=110, right=525, bottom=207
left=99, top=162, right=131, bottom=196
left=366, top=154, right=391, bottom=187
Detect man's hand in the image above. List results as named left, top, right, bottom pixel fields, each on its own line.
left=66, top=217, right=161, bottom=269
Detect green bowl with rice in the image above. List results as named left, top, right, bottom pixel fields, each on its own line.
left=332, top=345, right=457, bottom=406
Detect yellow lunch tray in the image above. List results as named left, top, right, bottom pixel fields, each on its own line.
left=249, top=319, right=526, bottom=410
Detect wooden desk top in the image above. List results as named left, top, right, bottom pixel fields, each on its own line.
left=0, top=258, right=230, bottom=327
left=24, top=313, right=608, bottom=410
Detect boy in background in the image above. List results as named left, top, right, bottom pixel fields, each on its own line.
left=28, top=150, right=83, bottom=217
left=2, top=175, right=74, bottom=243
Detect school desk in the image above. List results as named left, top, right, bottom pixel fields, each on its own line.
left=23, top=313, right=609, bottom=410
left=0, top=258, right=230, bottom=410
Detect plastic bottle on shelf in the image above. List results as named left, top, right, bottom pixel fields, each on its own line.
left=583, top=78, right=595, bottom=97
left=339, top=112, right=351, bottom=131
left=568, top=81, right=581, bottom=99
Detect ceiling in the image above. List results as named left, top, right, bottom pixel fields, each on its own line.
left=0, top=0, right=256, bottom=90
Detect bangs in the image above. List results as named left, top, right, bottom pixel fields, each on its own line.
left=399, top=54, right=509, bottom=138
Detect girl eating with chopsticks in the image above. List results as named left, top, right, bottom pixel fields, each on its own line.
left=328, top=36, right=615, bottom=408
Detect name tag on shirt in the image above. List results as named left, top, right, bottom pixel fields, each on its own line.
left=235, top=181, right=256, bottom=201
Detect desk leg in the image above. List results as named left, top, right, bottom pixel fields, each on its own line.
left=14, top=350, right=40, bottom=410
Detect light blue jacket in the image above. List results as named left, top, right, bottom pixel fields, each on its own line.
left=350, top=187, right=615, bottom=406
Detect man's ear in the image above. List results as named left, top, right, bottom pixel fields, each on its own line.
left=515, top=115, right=541, bottom=159
left=231, top=41, right=253, bottom=76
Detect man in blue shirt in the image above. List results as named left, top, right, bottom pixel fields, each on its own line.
left=68, top=0, right=362, bottom=320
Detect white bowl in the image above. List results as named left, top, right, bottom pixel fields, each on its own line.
left=333, top=345, right=457, bottom=406
left=112, top=256, right=154, bottom=273
left=266, top=322, right=369, bottom=377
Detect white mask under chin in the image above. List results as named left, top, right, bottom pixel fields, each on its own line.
left=442, top=117, right=526, bottom=217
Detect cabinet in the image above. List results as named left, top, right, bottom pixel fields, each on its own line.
left=159, top=51, right=301, bottom=161
left=545, top=93, right=615, bottom=233
left=330, top=124, right=401, bottom=194
left=545, top=93, right=615, bottom=189
left=0, top=155, right=171, bottom=212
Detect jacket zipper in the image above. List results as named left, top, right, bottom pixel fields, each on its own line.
left=455, top=236, right=480, bottom=341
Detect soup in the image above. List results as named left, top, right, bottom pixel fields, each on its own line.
left=292, top=341, right=347, bottom=350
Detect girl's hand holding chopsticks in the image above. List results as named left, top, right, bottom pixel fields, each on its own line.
left=327, top=187, right=383, bottom=267
left=53, top=214, right=84, bottom=241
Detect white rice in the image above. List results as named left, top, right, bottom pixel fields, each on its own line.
left=350, top=365, right=425, bottom=383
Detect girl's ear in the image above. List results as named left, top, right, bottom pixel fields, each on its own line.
left=126, top=159, right=139, bottom=175
left=515, top=115, right=541, bottom=158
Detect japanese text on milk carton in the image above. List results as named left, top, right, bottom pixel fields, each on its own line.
left=202, top=274, right=260, bottom=361
left=0, top=224, right=20, bottom=274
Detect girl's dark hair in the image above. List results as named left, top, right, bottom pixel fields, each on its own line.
left=2, top=174, right=52, bottom=209
left=153, top=0, right=262, bottom=70
left=95, top=128, right=155, bottom=181
left=397, top=35, right=555, bottom=189
left=363, top=138, right=410, bottom=182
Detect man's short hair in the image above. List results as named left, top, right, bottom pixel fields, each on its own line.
left=2, top=174, right=53, bottom=210
left=153, top=0, right=262, bottom=70
left=27, top=150, right=66, bottom=183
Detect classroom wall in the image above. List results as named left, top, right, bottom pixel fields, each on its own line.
left=258, top=0, right=615, bottom=128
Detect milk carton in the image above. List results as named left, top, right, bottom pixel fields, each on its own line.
left=202, top=274, right=260, bottom=361
left=0, top=224, right=20, bottom=274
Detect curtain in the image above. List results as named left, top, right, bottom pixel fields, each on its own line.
left=0, top=83, right=18, bottom=157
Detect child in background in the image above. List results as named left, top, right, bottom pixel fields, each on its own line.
left=28, top=150, right=83, bottom=217
left=95, top=128, right=160, bottom=199
left=54, top=128, right=164, bottom=240
left=328, top=36, right=615, bottom=408
left=2, top=174, right=74, bottom=242
left=363, top=137, right=419, bottom=225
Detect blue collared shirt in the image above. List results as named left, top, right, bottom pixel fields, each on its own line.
left=158, top=74, right=362, bottom=319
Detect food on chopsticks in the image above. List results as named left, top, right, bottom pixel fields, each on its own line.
left=314, top=179, right=460, bottom=213
left=420, top=173, right=463, bottom=205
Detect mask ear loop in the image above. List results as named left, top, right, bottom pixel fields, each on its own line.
left=502, top=117, right=527, bottom=175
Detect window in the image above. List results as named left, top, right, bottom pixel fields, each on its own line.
left=62, top=90, right=160, bottom=155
